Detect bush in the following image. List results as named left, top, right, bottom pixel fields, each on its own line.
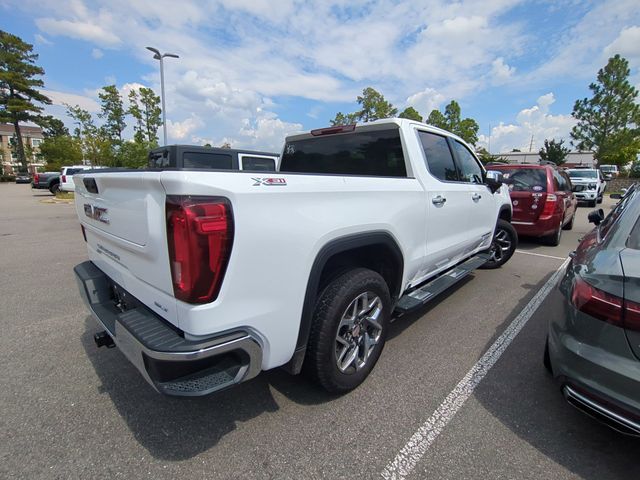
left=629, top=162, right=640, bottom=178
left=1, top=175, right=16, bottom=182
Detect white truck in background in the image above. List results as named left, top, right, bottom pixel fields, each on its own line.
left=73, top=118, right=515, bottom=396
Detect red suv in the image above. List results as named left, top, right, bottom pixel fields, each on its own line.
left=486, top=164, right=577, bottom=246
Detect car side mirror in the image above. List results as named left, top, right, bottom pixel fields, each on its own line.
left=485, top=170, right=503, bottom=194
left=609, top=193, right=622, bottom=199
left=587, top=209, right=605, bottom=225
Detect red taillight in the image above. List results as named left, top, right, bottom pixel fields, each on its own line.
left=62, top=175, right=67, bottom=183
left=571, top=276, right=622, bottom=326
left=540, top=194, right=557, bottom=219
left=34, top=173, right=39, bottom=183
left=166, top=196, right=233, bottom=304
left=80, top=225, right=87, bottom=242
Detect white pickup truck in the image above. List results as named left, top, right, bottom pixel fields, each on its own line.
left=73, top=119, right=516, bottom=396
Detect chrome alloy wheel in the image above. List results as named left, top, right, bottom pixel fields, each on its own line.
left=334, top=291, right=383, bottom=373
left=489, top=227, right=512, bottom=263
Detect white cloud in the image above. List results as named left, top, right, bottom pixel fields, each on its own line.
left=91, top=48, right=103, bottom=59
left=166, top=116, right=204, bottom=141
left=406, top=88, right=446, bottom=116
left=43, top=89, right=100, bottom=112
left=34, top=33, right=52, bottom=45
left=490, top=57, right=516, bottom=84
left=604, top=26, right=640, bottom=62
left=479, top=93, right=576, bottom=153
left=35, top=17, right=121, bottom=46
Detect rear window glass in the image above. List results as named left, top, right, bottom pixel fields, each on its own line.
left=183, top=152, right=233, bottom=170
left=65, top=168, right=84, bottom=175
left=568, top=170, right=597, bottom=179
left=279, top=128, right=407, bottom=177
left=242, top=156, right=276, bottom=171
left=148, top=150, right=170, bottom=168
left=418, top=131, right=459, bottom=182
left=490, top=167, right=547, bottom=192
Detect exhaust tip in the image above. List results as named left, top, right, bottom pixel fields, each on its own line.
left=94, top=331, right=115, bottom=349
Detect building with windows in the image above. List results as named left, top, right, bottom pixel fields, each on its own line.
left=495, top=151, right=595, bottom=168
left=0, top=124, right=45, bottom=175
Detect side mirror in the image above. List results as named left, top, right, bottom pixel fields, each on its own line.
left=588, top=208, right=605, bottom=225
left=610, top=193, right=622, bottom=199
left=485, top=170, right=503, bottom=194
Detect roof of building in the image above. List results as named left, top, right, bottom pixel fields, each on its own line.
left=0, top=124, right=44, bottom=136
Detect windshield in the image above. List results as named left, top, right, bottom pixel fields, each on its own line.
left=568, top=170, right=597, bottom=178
left=600, top=166, right=616, bottom=172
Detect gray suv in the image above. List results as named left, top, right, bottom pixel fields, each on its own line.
left=545, top=186, right=640, bottom=436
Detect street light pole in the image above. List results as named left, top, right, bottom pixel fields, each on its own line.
left=146, top=47, right=179, bottom=146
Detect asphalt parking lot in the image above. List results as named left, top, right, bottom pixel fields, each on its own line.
left=1, top=183, right=639, bottom=479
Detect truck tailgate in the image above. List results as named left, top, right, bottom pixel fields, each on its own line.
left=74, top=172, right=177, bottom=324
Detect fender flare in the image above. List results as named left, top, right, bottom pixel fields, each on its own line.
left=283, top=231, right=403, bottom=374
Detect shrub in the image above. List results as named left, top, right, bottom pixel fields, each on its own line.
left=1, top=175, right=17, bottom=182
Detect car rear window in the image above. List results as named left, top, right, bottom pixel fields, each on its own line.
left=183, top=152, right=233, bottom=169
left=65, top=168, right=84, bottom=175
left=279, top=128, right=407, bottom=177
left=489, top=167, right=547, bottom=192
left=568, top=170, right=597, bottom=179
left=242, top=156, right=276, bottom=171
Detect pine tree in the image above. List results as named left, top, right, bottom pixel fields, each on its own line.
left=571, top=55, right=640, bottom=166
left=0, top=30, right=51, bottom=170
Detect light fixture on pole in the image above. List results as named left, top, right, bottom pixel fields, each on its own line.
left=146, top=47, right=179, bottom=146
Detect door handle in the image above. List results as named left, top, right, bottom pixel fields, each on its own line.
left=472, top=193, right=482, bottom=202
left=432, top=195, right=446, bottom=206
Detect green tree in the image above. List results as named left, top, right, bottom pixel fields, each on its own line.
left=66, top=104, right=112, bottom=166
left=40, top=115, right=69, bottom=138
left=118, top=140, right=149, bottom=168
left=399, top=106, right=423, bottom=122
left=571, top=54, right=640, bottom=166
left=0, top=30, right=51, bottom=170
left=426, top=100, right=479, bottom=145
left=98, top=85, right=126, bottom=143
left=330, top=87, right=397, bottom=125
left=128, top=87, right=161, bottom=144
left=39, top=134, right=82, bottom=171
left=539, top=138, right=570, bottom=165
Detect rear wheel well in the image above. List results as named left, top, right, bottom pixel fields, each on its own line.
left=318, top=244, right=402, bottom=300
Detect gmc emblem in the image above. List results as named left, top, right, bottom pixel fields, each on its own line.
left=84, top=204, right=110, bottom=224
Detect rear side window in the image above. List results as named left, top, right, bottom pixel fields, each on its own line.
left=242, top=156, right=276, bottom=171
left=66, top=168, right=84, bottom=176
left=418, top=131, right=458, bottom=182
left=183, top=152, right=233, bottom=170
left=451, top=141, right=483, bottom=184
left=492, top=168, right=547, bottom=192
left=279, top=128, right=407, bottom=177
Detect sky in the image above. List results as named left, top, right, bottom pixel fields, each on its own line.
left=2, top=0, right=639, bottom=154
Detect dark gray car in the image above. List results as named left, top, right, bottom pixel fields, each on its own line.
left=546, top=185, right=640, bottom=436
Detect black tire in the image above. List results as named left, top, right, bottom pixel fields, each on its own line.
left=543, top=223, right=563, bottom=246
left=562, top=213, right=574, bottom=231
left=305, top=268, right=391, bottom=393
left=480, top=219, right=517, bottom=269
left=597, top=195, right=603, bottom=204
left=543, top=336, right=552, bottom=373
left=49, top=182, right=60, bottom=195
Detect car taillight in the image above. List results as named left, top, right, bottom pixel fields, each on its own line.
left=540, top=194, right=557, bottom=218
left=166, top=195, right=233, bottom=304
left=62, top=175, right=66, bottom=183
left=623, top=299, right=640, bottom=332
left=34, top=174, right=39, bottom=183
left=571, top=276, right=622, bottom=326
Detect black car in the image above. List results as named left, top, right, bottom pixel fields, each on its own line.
left=546, top=185, right=640, bottom=436
left=15, top=173, right=32, bottom=184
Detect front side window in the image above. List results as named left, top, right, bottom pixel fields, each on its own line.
left=418, top=131, right=458, bottom=182
left=452, top=141, right=483, bottom=184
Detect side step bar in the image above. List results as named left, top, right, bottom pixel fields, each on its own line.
left=394, top=253, right=490, bottom=315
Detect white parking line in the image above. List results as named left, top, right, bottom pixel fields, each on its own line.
left=515, top=250, right=567, bottom=261
left=381, top=257, right=571, bottom=480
